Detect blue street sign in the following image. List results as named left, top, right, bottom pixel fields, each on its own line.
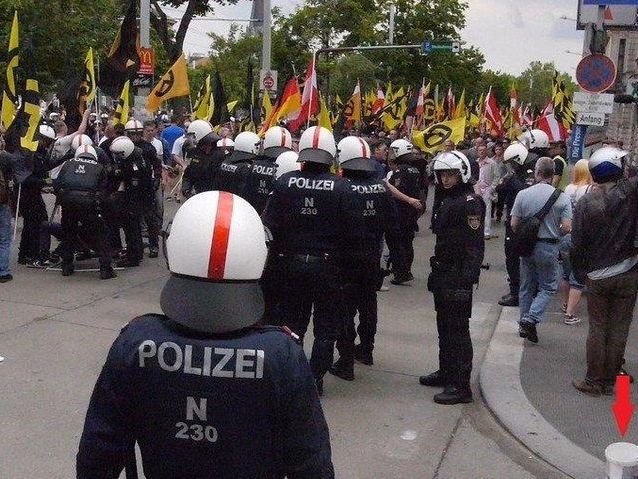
left=583, top=1, right=638, bottom=5
left=568, top=124, right=588, bottom=164
left=422, top=42, right=432, bottom=54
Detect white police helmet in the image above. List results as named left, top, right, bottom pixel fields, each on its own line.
left=160, top=191, right=267, bottom=334
left=275, top=151, right=300, bottom=178
left=297, top=126, right=336, bottom=165
left=263, top=126, right=293, bottom=158
left=71, top=134, right=93, bottom=151
left=109, top=136, right=135, bottom=160
left=504, top=142, right=529, bottom=165
left=74, top=144, right=97, bottom=161
left=389, top=139, right=414, bottom=161
left=589, top=146, right=627, bottom=183
left=433, top=150, right=472, bottom=184
left=337, top=136, right=375, bottom=172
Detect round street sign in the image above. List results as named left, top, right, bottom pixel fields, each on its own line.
left=263, top=73, right=275, bottom=90
left=576, top=54, right=617, bottom=94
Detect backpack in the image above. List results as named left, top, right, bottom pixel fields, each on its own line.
left=514, top=189, right=561, bottom=257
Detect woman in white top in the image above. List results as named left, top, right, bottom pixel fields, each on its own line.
left=559, top=159, right=593, bottom=325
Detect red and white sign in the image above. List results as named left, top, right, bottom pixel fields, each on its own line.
left=138, top=47, right=155, bottom=75
left=259, top=69, right=278, bottom=92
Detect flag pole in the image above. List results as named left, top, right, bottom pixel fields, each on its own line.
left=13, top=183, right=21, bottom=240
left=306, top=50, right=317, bottom=130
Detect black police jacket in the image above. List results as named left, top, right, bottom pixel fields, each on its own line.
left=262, top=169, right=349, bottom=255
left=389, top=163, right=421, bottom=226
left=212, top=158, right=252, bottom=197
left=77, top=314, right=335, bottom=479
left=243, top=155, right=278, bottom=215
left=430, top=184, right=485, bottom=293
left=185, top=149, right=226, bottom=192
left=136, top=139, right=162, bottom=184
left=342, top=173, right=398, bottom=255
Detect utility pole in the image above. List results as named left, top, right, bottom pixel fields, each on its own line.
left=136, top=0, right=151, bottom=117
left=262, top=0, right=272, bottom=71
left=389, top=5, right=396, bottom=45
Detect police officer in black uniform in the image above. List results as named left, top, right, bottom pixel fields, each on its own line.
left=77, top=191, right=334, bottom=478
left=109, top=136, right=148, bottom=268
left=212, top=131, right=260, bottom=198
left=420, top=150, right=485, bottom=405
left=53, top=145, right=114, bottom=279
left=386, top=138, right=422, bottom=285
left=244, top=126, right=293, bottom=214
left=262, top=126, right=348, bottom=395
left=181, top=120, right=223, bottom=195
left=329, top=136, right=397, bottom=380
left=496, top=142, right=530, bottom=307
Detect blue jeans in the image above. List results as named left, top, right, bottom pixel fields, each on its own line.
left=0, top=203, right=12, bottom=276
left=519, top=241, right=559, bottom=324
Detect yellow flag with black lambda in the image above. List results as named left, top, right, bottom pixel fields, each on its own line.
left=552, top=70, right=575, bottom=129
left=147, top=53, right=190, bottom=113
left=193, top=75, right=213, bottom=121
left=226, top=100, right=239, bottom=113
left=343, top=80, right=362, bottom=123
left=318, top=94, right=332, bottom=132
left=112, top=80, right=130, bottom=126
left=453, top=89, right=466, bottom=119
left=382, top=86, right=408, bottom=130
left=20, top=79, right=41, bottom=152
left=1, top=11, right=19, bottom=129
left=78, top=48, right=96, bottom=114
left=261, top=91, right=272, bottom=123
left=412, top=116, right=466, bottom=154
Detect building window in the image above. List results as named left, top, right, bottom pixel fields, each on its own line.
left=618, top=38, right=626, bottom=74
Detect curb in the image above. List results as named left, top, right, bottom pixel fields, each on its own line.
left=479, top=307, right=605, bottom=479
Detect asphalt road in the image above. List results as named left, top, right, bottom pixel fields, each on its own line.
left=0, top=195, right=567, bottom=478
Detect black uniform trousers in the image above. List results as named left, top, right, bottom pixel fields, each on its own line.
left=18, top=188, right=47, bottom=261
left=277, top=254, right=341, bottom=380
left=337, top=252, right=381, bottom=355
left=433, top=293, right=473, bottom=391
left=504, top=219, right=520, bottom=296
left=386, top=224, right=415, bottom=280
left=115, top=192, right=144, bottom=263
left=60, top=198, right=112, bottom=270
left=141, top=188, right=161, bottom=250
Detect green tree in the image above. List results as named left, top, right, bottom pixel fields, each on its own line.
left=516, top=61, right=577, bottom=111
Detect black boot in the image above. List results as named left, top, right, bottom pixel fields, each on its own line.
left=61, top=263, right=74, bottom=276
left=433, top=385, right=473, bottom=405
left=100, top=268, right=117, bottom=280
left=419, top=370, right=446, bottom=387
left=354, top=344, right=373, bottom=366
left=330, top=356, right=354, bottom=381
left=519, top=321, right=538, bottom=343
left=315, top=378, right=323, bottom=397
left=498, top=293, right=519, bottom=307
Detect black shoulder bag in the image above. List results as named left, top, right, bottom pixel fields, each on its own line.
left=514, top=189, right=561, bottom=257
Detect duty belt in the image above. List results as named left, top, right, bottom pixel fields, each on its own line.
left=537, top=238, right=559, bottom=244
left=278, top=252, right=332, bottom=263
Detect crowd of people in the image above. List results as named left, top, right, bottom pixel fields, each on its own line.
left=0, top=103, right=636, bottom=476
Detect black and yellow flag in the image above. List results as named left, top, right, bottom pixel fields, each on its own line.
left=147, top=53, right=190, bottom=113
left=552, top=71, right=575, bottom=129
left=193, top=75, right=213, bottom=121
left=99, top=0, right=139, bottom=96
left=1, top=11, right=19, bottom=129
left=112, top=80, right=130, bottom=126
left=19, top=79, right=41, bottom=152
left=78, top=47, right=96, bottom=115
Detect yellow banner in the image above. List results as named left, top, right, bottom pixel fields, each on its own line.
left=112, top=80, right=130, bottom=126
left=1, top=11, right=19, bottom=129
left=147, top=53, right=190, bottom=112
left=412, top=116, right=466, bottom=154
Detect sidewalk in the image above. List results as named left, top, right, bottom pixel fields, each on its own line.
left=481, top=290, right=638, bottom=478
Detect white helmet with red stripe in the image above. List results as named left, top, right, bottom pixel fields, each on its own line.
left=297, top=126, right=336, bottom=165
left=216, top=138, right=235, bottom=149
left=110, top=136, right=135, bottom=160
left=263, top=126, right=293, bottom=158
left=160, top=191, right=267, bottom=333
left=71, top=134, right=93, bottom=151
left=275, top=151, right=300, bottom=178
left=229, top=131, right=261, bottom=163
left=124, top=118, right=143, bottom=134
left=337, top=136, right=375, bottom=172
left=74, top=144, right=97, bottom=161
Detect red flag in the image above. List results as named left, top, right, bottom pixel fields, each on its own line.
left=415, top=83, right=425, bottom=117
left=446, top=87, right=455, bottom=119
left=537, top=102, right=568, bottom=141
left=289, top=59, right=319, bottom=131
left=372, top=84, right=385, bottom=114
left=484, top=88, right=504, bottom=136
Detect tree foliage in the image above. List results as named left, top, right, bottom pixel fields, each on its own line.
left=517, top=61, right=577, bottom=111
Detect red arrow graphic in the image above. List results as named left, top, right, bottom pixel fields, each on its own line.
left=612, top=374, right=634, bottom=437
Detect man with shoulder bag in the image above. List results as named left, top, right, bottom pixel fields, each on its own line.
left=511, top=157, right=572, bottom=343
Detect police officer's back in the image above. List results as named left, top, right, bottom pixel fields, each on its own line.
left=262, top=126, right=349, bottom=394
left=212, top=131, right=260, bottom=198
left=243, top=126, right=293, bottom=214
left=77, top=191, right=334, bottom=478
left=182, top=120, right=223, bottom=195
left=330, top=136, right=397, bottom=380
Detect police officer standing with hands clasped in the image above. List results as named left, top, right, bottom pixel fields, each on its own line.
left=420, top=150, right=485, bottom=405
left=262, top=126, right=349, bottom=395
left=77, top=191, right=335, bottom=478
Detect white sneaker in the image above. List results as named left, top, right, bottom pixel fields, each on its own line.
left=564, top=314, right=582, bottom=325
